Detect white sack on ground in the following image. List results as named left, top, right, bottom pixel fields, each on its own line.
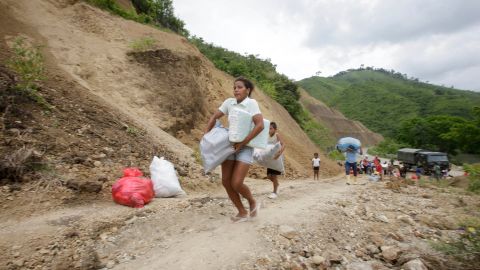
left=150, top=156, right=185, bottom=197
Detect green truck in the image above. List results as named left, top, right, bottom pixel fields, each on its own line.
left=397, top=148, right=450, bottom=174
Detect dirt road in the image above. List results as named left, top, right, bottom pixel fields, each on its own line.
left=2, top=174, right=478, bottom=270
left=110, top=176, right=349, bottom=270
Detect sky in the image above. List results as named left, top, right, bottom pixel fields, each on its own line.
left=174, top=0, right=480, bottom=92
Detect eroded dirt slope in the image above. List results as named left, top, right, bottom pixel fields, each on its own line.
left=301, top=89, right=383, bottom=146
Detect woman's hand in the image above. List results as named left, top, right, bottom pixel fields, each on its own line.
left=233, top=141, right=247, bottom=153
left=273, top=153, right=281, bottom=160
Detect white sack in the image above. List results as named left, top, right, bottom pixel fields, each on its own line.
left=253, top=143, right=284, bottom=172
left=200, top=126, right=235, bottom=173
left=247, top=119, right=270, bottom=149
left=228, top=108, right=252, bottom=143
left=150, top=156, right=185, bottom=197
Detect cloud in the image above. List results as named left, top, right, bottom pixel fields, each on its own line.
left=304, top=0, right=480, bottom=46
left=174, top=0, right=480, bottom=91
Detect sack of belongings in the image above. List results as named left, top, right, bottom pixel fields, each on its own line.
left=112, top=168, right=154, bottom=208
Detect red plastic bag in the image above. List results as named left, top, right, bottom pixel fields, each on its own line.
left=123, top=167, right=143, bottom=177
left=112, top=169, right=154, bottom=208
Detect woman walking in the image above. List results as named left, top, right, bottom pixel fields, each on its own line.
left=204, top=77, right=264, bottom=223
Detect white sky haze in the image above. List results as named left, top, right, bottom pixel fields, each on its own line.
left=174, top=0, right=480, bottom=91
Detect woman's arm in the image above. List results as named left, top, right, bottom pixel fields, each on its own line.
left=233, top=114, right=264, bottom=152
left=274, top=133, right=286, bottom=159
left=204, top=110, right=225, bottom=134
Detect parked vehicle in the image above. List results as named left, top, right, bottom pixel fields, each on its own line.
left=397, top=148, right=450, bottom=174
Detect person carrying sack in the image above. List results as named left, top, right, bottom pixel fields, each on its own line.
left=204, top=77, right=264, bottom=223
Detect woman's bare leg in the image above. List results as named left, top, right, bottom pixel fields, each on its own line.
left=221, top=160, right=248, bottom=217
left=230, top=161, right=257, bottom=216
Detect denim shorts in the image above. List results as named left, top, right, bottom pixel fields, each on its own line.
left=226, top=146, right=253, bottom=164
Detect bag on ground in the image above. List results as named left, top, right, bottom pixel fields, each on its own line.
left=253, top=143, right=284, bottom=172
left=150, top=156, right=186, bottom=197
left=200, top=125, right=235, bottom=173
left=336, top=137, right=361, bottom=152
left=112, top=168, right=154, bottom=208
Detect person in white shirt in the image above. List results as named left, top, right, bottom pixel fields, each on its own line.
left=312, top=153, right=321, bottom=180
left=204, top=77, right=264, bottom=223
left=266, top=122, right=285, bottom=199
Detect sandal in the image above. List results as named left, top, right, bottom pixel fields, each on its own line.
left=231, top=215, right=249, bottom=223
left=249, top=201, right=261, bottom=218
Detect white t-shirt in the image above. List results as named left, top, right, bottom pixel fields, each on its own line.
left=312, top=157, right=321, bottom=167
left=218, top=97, right=261, bottom=117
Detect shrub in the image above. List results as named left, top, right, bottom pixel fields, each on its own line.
left=7, top=37, right=51, bottom=109
left=433, top=217, right=480, bottom=263
left=129, top=37, right=156, bottom=52
left=464, top=163, right=480, bottom=193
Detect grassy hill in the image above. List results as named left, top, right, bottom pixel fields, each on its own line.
left=298, top=69, right=480, bottom=137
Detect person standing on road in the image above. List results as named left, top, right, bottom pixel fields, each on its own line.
left=204, top=77, right=264, bottom=223
left=267, top=122, right=285, bottom=199
left=362, top=156, right=370, bottom=175
left=433, top=163, right=441, bottom=181
left=345, top=146, right=363, bottom=185
left=312, top=153, right=321, bottom=180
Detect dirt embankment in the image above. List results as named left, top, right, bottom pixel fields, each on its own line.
left=300, top=89, right=383, bottom=146
left=2, top=0, right=339, bottom=178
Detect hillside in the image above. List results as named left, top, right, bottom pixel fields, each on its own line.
left=298, top=69, right=480, bottom=137
left=300, top=89, right=383, bottom=146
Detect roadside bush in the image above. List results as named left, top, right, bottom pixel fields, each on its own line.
left=433, top=217, right=480, bottom=263
left=464, top=163, right=480, bottom=193
left=6, top=37, right=51, bottom=109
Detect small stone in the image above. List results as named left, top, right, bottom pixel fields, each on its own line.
left=12, top=252, right=20, bottom=258
left=397, top=215, right=416, bottom=225
left=403, top=258, right=428, bottom=270
left=7, top=196, right=14, bottom=201
left=381, top=246, right=400, bottom=262
left=375, top=214, right=389, bottom=223
left=106, top=260, right=116, bottom=269
left=13, top=259, right=24, bottom=267
left=366, top=244, right=379, bottom=255
left=312, top=255, right=325, bottom=265
left=93, top=161, right=102, bottom=167
left=346, top=262, right=373, bottom=270
left=279, top=225, right=298, bottom=240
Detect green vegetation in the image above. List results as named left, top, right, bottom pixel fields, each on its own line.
left=397, top=112, right=480, bottom=154
left=189, top=36, right=334, bottom=150
left=368, top=138, right=408, bottom=158
left=7, top=37, right=51, bottom=109
left=328, top=150, right=345, bottom=161
left=129, top=36, right=156, bottom=52
left=298, top=68, right=480, bottom=155
left=125, top=126, right=144, bottom=136
left=298, top=69, right=480, bottom=137
left=464, top=163, right=480, bottom=194
left=85, top=0, right=188, bottom=36
left=433, top=217, right=480, bottom=263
